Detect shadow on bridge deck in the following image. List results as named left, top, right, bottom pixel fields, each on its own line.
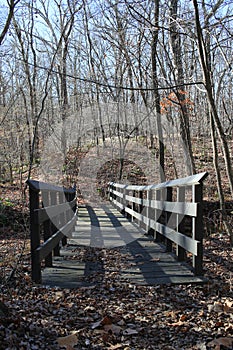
left=42, top=204, right=206, bottom=288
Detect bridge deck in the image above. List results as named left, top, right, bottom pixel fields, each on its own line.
left=42, top=204, right=206, bottom=288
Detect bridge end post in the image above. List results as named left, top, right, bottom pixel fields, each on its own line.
left=192, top=182, right=204, bottom=276
left=41, top=190, right=53, bottom=267
left=28, top=185, right=42, bottom=284
left=165, top=187, right=173, bottom=252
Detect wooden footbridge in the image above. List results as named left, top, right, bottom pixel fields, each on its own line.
left=27, top=172, right=208, bottom=288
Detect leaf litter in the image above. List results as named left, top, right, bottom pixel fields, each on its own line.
left=0, top=185, right=233, bottom=349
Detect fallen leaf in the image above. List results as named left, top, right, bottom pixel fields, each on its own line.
left=207, top=337, right=233, bottom=349
left=57, top=333, right=78, bottom=350
left=91, top=316, right=112, bottom=329
left=101, top=315, right=112, bottom=325
left=208, top=302, right=223, bottom=313
left=169, top=320, right=185, bottom=327
left=223, top=300, right=233, bottom=313
left=104, top=323, right=122, bottom=335
left=91, top=320, right=102, bottom=329
left=107, top=344, right=123, bottom=349
left=102, top=331, right=114, bottom=343
left=123, top=328, right=138, bottom=335
left=117, top=319, right=125, bottom=326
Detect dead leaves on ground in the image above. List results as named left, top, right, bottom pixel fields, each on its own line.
left=1, top=183, right=233, bottom=349
left=0, top=240, right=233, bottom=349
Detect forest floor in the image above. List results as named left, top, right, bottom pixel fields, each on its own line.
left=0, top=181, right=233, bottom=350
left=1, top=139, right=233, bottom=350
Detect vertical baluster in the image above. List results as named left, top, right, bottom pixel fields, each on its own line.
left=146, top=188, right=154, bottom=235
left=122, top=185, right=126, bottom=215
left=42, top=190, right=53, bottom=267
left=132, top=190, right=136, bottom=222
left=50, top=191, right=60, bottom=256
left=154, top=189, right=161, bottom=242
left=29, top=186, right=41, bottom=283
left=192, top=183, right=204, bottom=275
left=176, top=186, right=186, bottom=261
left=139, top=190, right=143, bottom=229
left=71, top=187, right=77, bottom=234
left=165, top=187, right=173, bottom=252
left=59, top=191, right=67, bottom=246
left=146, top=189, right=150, bottom=233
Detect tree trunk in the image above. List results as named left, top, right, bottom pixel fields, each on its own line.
left=151, top=0, right=165, bottom=182
left=193, top=0, right=233, bottom=196
left=169, top=0, right=196, bottom=175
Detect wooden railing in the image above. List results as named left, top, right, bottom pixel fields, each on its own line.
left=27, top=179, right=77, bottom=283
left=108, top=172, right=208, bottom=276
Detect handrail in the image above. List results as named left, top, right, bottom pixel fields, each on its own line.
left=109, top=172, right=208, bottom=191
left=108, top=172, right=208, bottom=276
left=27, top=179, right=77, bottom=283
left=27, top=179, right=76, bottom=193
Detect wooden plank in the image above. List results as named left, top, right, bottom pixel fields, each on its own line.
left=125, top=195, right=194, bottom=215
left=35, top=198, right=77, bottom=224
left=111, top=198, right=124, bottom=211
left=109, top=172, right=208, bottom=192
left=116, top=192, right=197, bottom=217
left=125, top=194, right=143, bottom=205
left=37, top=212, right=77, bottom=262
left=110, top=189, right=124, bottom=199
left=27, top=179, right=76, bottom=194
left=37, top=231, right=64, bottom=262
left=152, top=200, right=197, bottom=217
left=122, top=208, right=198, bottom=255
left=112, top=198, right=200, bottom=255
left=120, top=274, right=206, bottom=285
left=125, top=206, right=149, bottom=225
left=41, top=221, right=206, bottom=288
left=155, top=222, right=200, bottom=255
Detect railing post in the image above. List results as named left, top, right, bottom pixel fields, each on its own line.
left=71, top=187, right=77, bottom=233
left=146, top=189, right=154, bottom=235
left=59, top=191, right=67, bottom=246
left=176, top=187, right=186, bottom=261
left=119, top=186, right=123, bottom=214
left=50, top=191, right=60, bottom=257
left=139, top=190, right=143, bottom=229
left=42, top=190, right=53, bottom=267
left=109, top=183, right=114, bottom=203
left=192, top=183, right=204, bottom=275
left=108, top=183, right=111, bottom=201
left=132, top=190, right=136, bottom=222
left=165, top=187, right=173, bottom=252
left=154, top=189, right=162, bottom=242
left=29, top=187, right=41, bottom=283
left=125, top=188, right=131, bottom=220
left=122, top=186, right=126, bottom=214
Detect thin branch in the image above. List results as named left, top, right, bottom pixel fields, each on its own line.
left=0, top=0, right=20, bottom=45
left=17, top=59, right=205, bottom=92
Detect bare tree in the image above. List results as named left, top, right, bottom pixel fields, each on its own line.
left=169, top=0, right=196, bottom=175
left=0, top=0, right=20, bottom=45
left=151, top=0, right=165, bottom=182
left=192, top=0, right=233, bottom=244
